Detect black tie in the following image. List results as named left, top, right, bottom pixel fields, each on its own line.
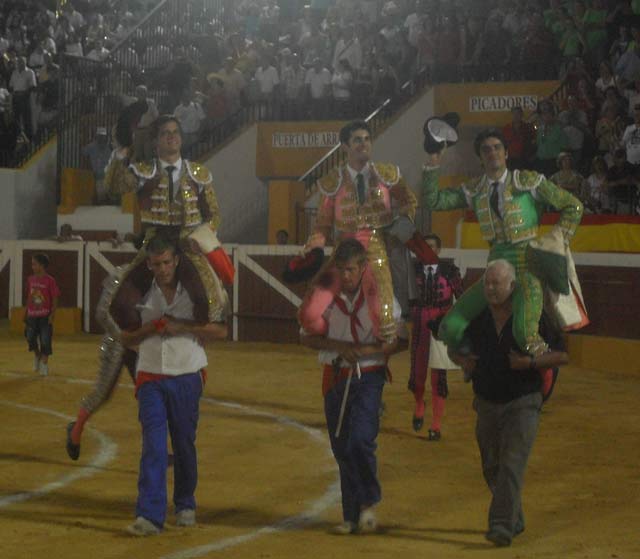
left=490, top=181, right=501, bottom=218
left=425, top=266, right=434, bottom=306
left=166, top=165, right=176, bottom=203
left=356, top=173, right=366, bottom=205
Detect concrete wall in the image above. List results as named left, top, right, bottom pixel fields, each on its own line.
left=372, top=88, right=435, bottom=194
left=201, top=125, right=269, bottom=244
left=0, top=140, right=58, bottom=240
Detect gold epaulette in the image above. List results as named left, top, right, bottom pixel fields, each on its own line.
left=186, top=161, right=213, bottom=185
left=461, top=175, right=484, bottom=196
left=513, top=169, right=543, bottom=191
left=129, top=160, right=156, bottom=179
left=372, top=162, right=400, bottom=186
left=316, top=168, right=342, bottom=196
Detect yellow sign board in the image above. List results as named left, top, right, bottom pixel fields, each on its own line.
left=434, top=81, right=560, bottom=126
left=256, top=121, right=344, bottom=178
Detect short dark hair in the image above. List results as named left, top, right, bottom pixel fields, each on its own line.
left=146, top=235, right=178, bottom=256
left=33, top=253, right=49, bottom=268
left=474, top=128, right=508, bottom=156
left=424, top=233, right=442, bottom=249
left=339, top=120, right=371, bottom=145
left=333, top=238, right=367, bottom=265
left=152, top=114, right=182, bottom=141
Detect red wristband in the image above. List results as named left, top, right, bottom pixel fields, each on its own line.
left=153, top=318, right=167, bottom=332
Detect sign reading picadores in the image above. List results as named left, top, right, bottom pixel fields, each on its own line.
left=469, top=95, right=538, bottom=112
left=272, top=131, right=339, bottom=148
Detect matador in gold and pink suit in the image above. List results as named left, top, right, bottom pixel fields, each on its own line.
left=65, top=152, right=232, bottom=460
left=299, top=161, right=437, bottom=343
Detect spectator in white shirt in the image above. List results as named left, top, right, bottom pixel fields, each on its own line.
left=86, top=39, right=110, bottom=62
left=331, top=59, right=354, bottom=118
left=64, top=33, right=84, bottom=57
left=332, top=24, right=362, bottom=72
left=63, top=2, right=86, bottom=31
left=305, top=57, right=332, bottom=119
left=174, top=90, right=206, bottom=156
left=404, top=0, right=427, bottom=48
left=9, top=57, right=37, bottom=139
left=254, top=56, right=280, bottom=101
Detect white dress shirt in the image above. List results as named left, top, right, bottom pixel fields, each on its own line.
left=310, top=290, right=406, bottom=368
left=136, top=280, right=208, bottom=376
left=157, top=157, right=184, bottom=198
left=423, top=264, right=438, bottom=279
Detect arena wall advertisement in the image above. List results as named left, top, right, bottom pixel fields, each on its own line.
left=434, top=81, right=560, bottom=126
left=255, top=121, right=344, bottom=178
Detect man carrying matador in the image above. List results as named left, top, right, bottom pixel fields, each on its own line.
left=65, top=114, right=233, bottom=460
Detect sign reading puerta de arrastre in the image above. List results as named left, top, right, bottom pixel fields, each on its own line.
left=256, top=122, right=344, bottom=178
left=271, top=131, right=339, bottom=148
left=469, top=94, right=538, bottom=112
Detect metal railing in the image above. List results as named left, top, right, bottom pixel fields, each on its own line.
left=55, top=0, right=225, bottom=198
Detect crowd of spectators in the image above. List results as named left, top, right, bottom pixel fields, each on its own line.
left=3, top=0, right=640, bottom=214
left=0, top=0, right=156, bottom=159
left=498, top=0, right=640, bottom=216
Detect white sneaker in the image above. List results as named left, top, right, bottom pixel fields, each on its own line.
left=176, top=509, right=196, bottom=527
left=358, top=507, right=378, bottom=534
left=331, top=521, right=357, bottom=535
left=33, top=355, right=40, bottom=372
left=126, top=516, right=160, bottom=536
left=38, top=362, right=48, bottom=376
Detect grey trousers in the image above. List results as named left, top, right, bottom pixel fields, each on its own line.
left=473, top=391, right=542, bottom=538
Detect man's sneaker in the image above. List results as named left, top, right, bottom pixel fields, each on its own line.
left=33, top=355, right=40, bottom=372
left=176, top=509, right=196, bottom=527
left=331, top=521, right=357, bottom=535
left=485, top=529, right=512, bottom=547
left=39, top=362, right=48, bottom=376
left=126, top=516, right=161, bottom=536
left=358, top=506, right=378, bottom=534
left=66, top=422, right=80, bottom=461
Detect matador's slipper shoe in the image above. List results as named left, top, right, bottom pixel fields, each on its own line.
left=66, top=422, right=80, bottom=461
left=412, top=415, right=424, bottom=432
left=427, top=429, right=441, bottom=441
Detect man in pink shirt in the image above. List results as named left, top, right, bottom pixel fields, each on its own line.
left=24, top=253, right=60, bottom=376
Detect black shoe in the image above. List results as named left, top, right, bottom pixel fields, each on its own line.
left=412, top=415, right=424, bottom=432
left=66, top=422, right=80, bottom=461
left=485, top=529, right=512, bottom=547
left=427, top=429, right=441, bottom=441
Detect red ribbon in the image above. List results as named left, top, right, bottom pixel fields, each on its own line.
left=332, top=289, right=365, bottom=343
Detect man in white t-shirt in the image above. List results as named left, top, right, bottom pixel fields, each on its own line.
left=174, top=91, right=206, bottom=155
left=621, top=103, right=640, bottom=165
left=305, top=57, right=331, bottom=119
left=254, top=56, right=280, bottom=101
left=301, top=238, right=408, bottom=535
left=9, top=56, right=37, bottom=139
left=122, top=236, right=228, bottom=536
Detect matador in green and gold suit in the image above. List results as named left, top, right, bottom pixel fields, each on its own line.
left=422, top=157, right=583, bottom=356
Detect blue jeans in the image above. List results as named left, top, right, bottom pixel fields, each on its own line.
left=136, top=372, right=203, bottom=528
left=24, top=316, right=53, bottom=355
left=324, top=368, right=386, bottom=524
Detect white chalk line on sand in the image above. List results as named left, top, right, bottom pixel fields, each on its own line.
left=0, top=371, right=340, bottom=557
left=0, top=398, right=118, bottom=509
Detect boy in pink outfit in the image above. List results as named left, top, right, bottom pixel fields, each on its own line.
left=24, top=253, right=60, bottom=376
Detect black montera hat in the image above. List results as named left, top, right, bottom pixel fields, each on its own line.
left=423, top=112, right=460, bottom=154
